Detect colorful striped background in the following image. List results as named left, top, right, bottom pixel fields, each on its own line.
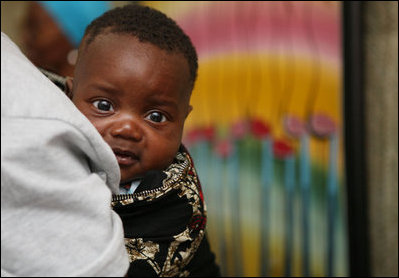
left=144, top=1, right=348, bottom=276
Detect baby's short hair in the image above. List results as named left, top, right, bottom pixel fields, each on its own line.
left=80, top=4, right=198, bottom=85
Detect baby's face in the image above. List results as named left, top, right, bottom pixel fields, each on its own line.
left=70, top=33, right=192, bottom=183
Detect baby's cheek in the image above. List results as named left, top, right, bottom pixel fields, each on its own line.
left=89, top=120, right=107, bottom=137
left=153, top=143, right=178, bottom=169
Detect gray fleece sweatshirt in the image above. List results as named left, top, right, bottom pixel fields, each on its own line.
left=1, top=32, right=129, bottom=277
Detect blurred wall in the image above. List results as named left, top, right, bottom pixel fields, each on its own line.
left=0, top=1, right=130, bottom=66
left=0, top=1, right=130, bottom=39
left=1, top=1, right=130, bottom=45
left=1, top=1, right=29, bottom=47
left=364, top=1, right=398, bottom=277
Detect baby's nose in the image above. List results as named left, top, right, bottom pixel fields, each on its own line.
left=110, top=117, right=143, bottom=141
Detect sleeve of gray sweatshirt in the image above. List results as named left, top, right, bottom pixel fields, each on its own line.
left=1, top=32, right=130, bottom=277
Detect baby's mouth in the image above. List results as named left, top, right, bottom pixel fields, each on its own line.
left=113, top=149, right=139, bottom=166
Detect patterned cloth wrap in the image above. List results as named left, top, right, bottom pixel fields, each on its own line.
left=111, top=145, right=219, bottom=277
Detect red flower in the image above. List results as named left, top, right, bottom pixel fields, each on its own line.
left=273, top=139, right=293, bottom=159
left=184, top=128, right=201, bottom=146
left=201, top=125, right=215, bottom=141
left=215, top=139, right=233, bottom=158
left=251, top=118, right=271, bottom=139
left=231, top=120, right=249, bottom=139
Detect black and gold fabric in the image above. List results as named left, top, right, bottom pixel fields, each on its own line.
left=111, top=146, right=220, bottom=277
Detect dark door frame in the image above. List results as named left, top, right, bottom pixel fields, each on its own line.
left=343, top=1, right=370, bottom=277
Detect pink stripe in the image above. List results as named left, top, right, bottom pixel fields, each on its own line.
left=174, top=1, right=341, bottom=62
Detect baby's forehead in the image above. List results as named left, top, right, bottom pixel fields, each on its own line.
left=80, top=32, right=185, bottom=64
left=80, top=33, right=191, bottom=77
left=76, top=34, right=193, bottom=103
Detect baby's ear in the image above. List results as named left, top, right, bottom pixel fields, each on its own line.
left=185, top=105, right=193, bottom=118
left=65, top=77, right=74, bottom=99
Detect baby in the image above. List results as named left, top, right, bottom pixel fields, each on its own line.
left=55, top=4, right=220, bottom=277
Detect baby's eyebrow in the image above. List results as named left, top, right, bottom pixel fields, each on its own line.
left=89, top=84, right=120, bottom=95
left=147, top=97, right=178, bottom=110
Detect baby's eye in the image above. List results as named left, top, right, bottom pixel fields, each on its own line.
left=93, top=100, right=114, bottom=112
left=146, top=111, right=166, bottom=123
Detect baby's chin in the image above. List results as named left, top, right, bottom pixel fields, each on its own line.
left=119, top=162, right=151, bottom=182
left=119, top=159, right=175, bottom=184
left=120, top=174, right=143, bottom=184
left=119, top=169, right=143, bottom=184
